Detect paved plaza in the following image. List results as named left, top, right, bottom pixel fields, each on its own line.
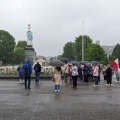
left=0, top=76, right=120, bottom=120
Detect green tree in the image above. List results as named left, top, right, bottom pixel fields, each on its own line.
left=13, top=47, right=25, bottom=64
left=62, top=42, right=75, bottom=61
left=75, top=35, right=92, bottom=61
left=108, top=55, right=115, bottom=64
left=57, top=55, right=62, bottom=60
left=112, top=44, right=120, bottom=60
left=16, top=40, right=27, bottom=49
left=85, top=44, right=108, bottom=64
left=0, top=30, right=16, bottom=64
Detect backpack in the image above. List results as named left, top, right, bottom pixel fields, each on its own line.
left=34, top=64, right=39, bottom=72
left=24, top=64, right=31, bottom=74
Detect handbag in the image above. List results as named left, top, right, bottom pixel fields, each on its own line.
left=52, top=77, right=56, bottom=82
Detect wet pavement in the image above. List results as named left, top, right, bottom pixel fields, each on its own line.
left=0, top=76, right=120, bottom=120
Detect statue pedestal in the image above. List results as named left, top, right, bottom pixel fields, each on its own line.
left=25, top=45, right=35, bottom=65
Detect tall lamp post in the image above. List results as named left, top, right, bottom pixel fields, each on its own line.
left=82, top=21, right=84, bottom=61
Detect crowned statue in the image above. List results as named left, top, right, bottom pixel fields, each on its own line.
left=27, top=24, right=33, bottom=45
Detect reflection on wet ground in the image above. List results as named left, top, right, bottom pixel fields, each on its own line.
left=0, top=76, right=120, bottom=120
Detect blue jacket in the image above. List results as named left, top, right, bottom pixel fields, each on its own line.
left=17, top=63, right=24, bottom=73
left=24, top=61, right=32, bottom=74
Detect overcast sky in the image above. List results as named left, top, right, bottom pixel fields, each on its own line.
left=0, top=0, right=120, bottom=57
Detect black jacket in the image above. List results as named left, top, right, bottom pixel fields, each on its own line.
left=78, top=67, right=82, bottom=75
left=34, top=63, right=41, bottom=72
left=106, top=67, right=112, bottom=76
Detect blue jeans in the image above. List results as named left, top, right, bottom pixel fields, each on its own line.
left=77, top=75, right=82, bottom=81
left=35, top=72, right=40, bottom=82
left=94, top=76, right=98, bottom=85
left=55, top=84, right=60, bottom=90
left=64, top=73, right=68, bottom=83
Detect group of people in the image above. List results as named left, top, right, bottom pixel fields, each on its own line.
left=17, top=60, right=41, bottom=89
left=53, top=61, right=116, bottom=92
left=17, top=60, right=118, bottom=92
left=103, top=64, right=120, bottom=83
left=62, top=61, right=101, bottom=87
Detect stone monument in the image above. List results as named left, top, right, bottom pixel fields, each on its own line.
left=25, top=24, right=35, bottom=65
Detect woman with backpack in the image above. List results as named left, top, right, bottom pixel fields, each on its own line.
left=34, top=61, right=41, bottom=83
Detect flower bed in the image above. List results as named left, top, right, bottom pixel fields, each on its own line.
left=0, top=66, right=54, bottom=77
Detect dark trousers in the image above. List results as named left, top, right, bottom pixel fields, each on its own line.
left=25, top=74, right=31, bottom=88
left=94, top=76, right=99, bottom=85
left=84, top=75, right=88, bottom=83
left=104, top=75, right=106, bottom=80
left=72, top=76, right=77, bottom=87
left=98, top=75, right=100, bottom=81
left=106, top=75, right=112, bottom=85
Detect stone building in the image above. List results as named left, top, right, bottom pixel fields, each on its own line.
left=95, top=40, right=115, bottom=58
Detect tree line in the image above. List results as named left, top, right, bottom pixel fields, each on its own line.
left=0, top=30, right=27, bottom=65
left=0, top=30, right=119, bottom=65
left=51, top=35, right=120, bottom=65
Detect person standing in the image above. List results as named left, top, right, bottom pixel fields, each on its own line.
left=93, top=64, right=99, bottom=86
left=105, top=64, right=112, bottom=86
left=24, top=60, right=32, bottom=89
left=98, top=65, right=101, bottom=82
left=70, top=63, right=78, bottom=88
left=77, top=64, right=82, bottom=83
left=54, top=67, right=62, bottom=92
left=68, top=64, right=72, bottom=83
left=83, top=64, right=89, bottom=83
left=63, top=61, right=68, bottom=84
left=115, top=70, right=120, bottom=82
left=34, top=61, right=41, bottom=83
left=17, top=63, right=25, bottom=84
left=102, top=65, right=107, bottom=82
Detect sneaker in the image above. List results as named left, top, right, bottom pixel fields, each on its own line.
left=106, top=84, right=109, bottom=86
left=58, top=90, right=60, bottom=92
left=116, top=81, right=119, bottom=82
left=93, top=85, right=98, bottom=86
left=55, top=90, right=57, bottom=92
left=110, top=84, right=112, bottom=86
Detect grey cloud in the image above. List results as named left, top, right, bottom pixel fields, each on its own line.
left=0, top=0, right=120, bottom=57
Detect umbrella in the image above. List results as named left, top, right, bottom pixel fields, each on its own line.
left=35, top=58, right=46, bottom=63
left=60, top=58, right=69, bottom=63
left=49, top=60, right=64, bottom=67
left=90, top=61, right=100, bottom=65
left=69, top=61, right=78, bottom=65
left=79, top=61, right=86, bottom=65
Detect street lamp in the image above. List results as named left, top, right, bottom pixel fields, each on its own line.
left=82, top=21, right=84, bottom=61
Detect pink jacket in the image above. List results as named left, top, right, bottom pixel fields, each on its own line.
left=93, top=66, right=99, bottom=76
